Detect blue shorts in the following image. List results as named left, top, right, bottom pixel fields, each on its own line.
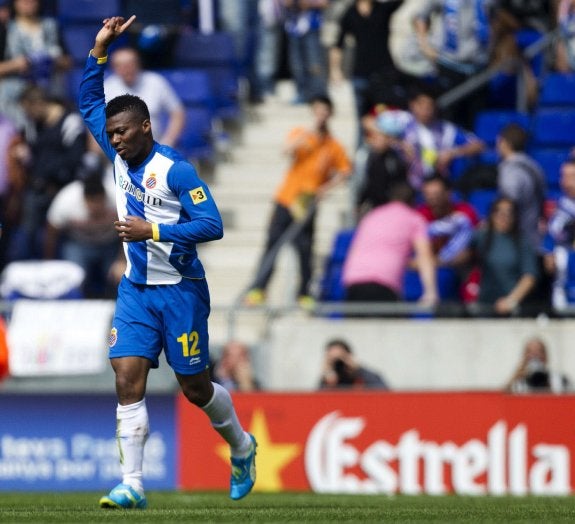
left=108, top=276, right=211, bottom=375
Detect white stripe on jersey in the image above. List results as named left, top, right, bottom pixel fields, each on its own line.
left=114, top=151, right=184, bottom=284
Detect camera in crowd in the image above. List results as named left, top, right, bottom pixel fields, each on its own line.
left=525, top=358, right=550, bottom=390
left=333, top=358, right=356, bottom=385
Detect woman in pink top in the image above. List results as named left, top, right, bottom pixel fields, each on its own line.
left=342, top=182, right=438, bottom=304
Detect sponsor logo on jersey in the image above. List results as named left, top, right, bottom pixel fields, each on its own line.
left=190, top=186, right=208, bottom=205
left=108, top=327, right=118, bottom=347
left=145, top=173, right=157, bottom=189
left=119, top=174, right=163, bottom=206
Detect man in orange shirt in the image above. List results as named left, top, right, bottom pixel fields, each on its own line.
left=245, top=94, right=352, bottom=307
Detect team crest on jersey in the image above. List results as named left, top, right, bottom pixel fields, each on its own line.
left=145, top=173, right=157, bottom=189
left=190, top=186, right=208, bottom=205
left=108, top=327, right=118, bottom=347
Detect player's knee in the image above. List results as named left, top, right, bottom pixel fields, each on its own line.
left=115, top=373, right=146, bottom=404
left=179, top=377, right=213, bottom=406
left=181, top=384, right=211, bottom=406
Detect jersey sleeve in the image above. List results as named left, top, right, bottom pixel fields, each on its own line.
left=156, top=161, right=223, bottom=244
left=78, top=54, right=116, bottom=162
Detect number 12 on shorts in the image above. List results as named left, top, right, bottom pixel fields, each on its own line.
left=177, top=331, right=200, bottom=357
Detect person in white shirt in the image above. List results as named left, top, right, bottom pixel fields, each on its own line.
left=104, top=47, right=185, bottom=147
left=44, top=170, right=119, bottom=297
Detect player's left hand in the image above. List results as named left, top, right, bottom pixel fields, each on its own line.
left=114, top=215, right=152, bottom=242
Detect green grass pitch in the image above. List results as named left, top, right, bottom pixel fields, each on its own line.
left=1, top=492, right=575, bottom=523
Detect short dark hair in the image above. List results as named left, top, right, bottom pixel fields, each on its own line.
left=562, top=157, right=575, bottom=170
left=326, top=338, right=352, bottom=354
left=105, top=94, right=150, bottom=122
left=19, top=83, right=46, bottom=103
left=422, top=173, right=451, bottom=190
left=82, top=174, right=106, bottom=199
left=389, top=181, right=415, bottom=205
left=309, top=93, right=333, bottom=112
left=499, top=123, right=529, bottom=152
left=407, top=82, right=440, bottom=103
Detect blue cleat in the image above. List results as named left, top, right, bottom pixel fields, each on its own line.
left=99, top=483, right=147, bottom=509
left=230, top=433, right=257, bottom=500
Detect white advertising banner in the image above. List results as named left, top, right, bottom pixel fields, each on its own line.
left=7, top=300, right=115, bottom=376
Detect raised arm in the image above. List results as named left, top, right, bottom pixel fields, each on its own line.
left=78, top=16, right=136, bottom=162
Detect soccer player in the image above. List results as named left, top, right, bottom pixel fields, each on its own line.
left=78, top=16, right=257, bottom=509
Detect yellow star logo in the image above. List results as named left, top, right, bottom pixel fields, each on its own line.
left=216, top=408, right=301, bottom=492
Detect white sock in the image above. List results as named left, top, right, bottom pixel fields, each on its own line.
left=116, top=398, right=149, bottom=494
left=201, top=382, right=251, bottom=457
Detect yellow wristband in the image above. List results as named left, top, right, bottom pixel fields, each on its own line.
left=89, top=49, right=108, bottom=64
left=151, top=223, right=160, bottom=242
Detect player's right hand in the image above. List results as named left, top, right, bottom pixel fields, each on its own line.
left=95, top=15, right=136, bottom=49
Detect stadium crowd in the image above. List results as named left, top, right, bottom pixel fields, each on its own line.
left=0, top=0, right=574, bottom=322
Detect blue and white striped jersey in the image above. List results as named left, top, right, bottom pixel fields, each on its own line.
left=546, top=195, right=575, bottom=250
left=79, top=54, right=223, bottom=285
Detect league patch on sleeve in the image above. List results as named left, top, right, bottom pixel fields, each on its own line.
left=189, top=186, right=208, bottom=205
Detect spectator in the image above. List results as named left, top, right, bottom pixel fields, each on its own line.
left=254, top=0, right=285, bottom=101
left=389, top=0, right=437, bottom=80
left=211, top=340, right=261, bottom=392
left=0, top=113, right=21, bottom=270
left=329, top=0, right=404, bottom=143
left=555, top=0, right=575, bottom=73
left=355, top=109, right=409, bottom=217
left=496, top=123, right=546, bottom=250
left=489, top=1, right=546, bottom=109
left=104, top=47, right=185, bottom=148
left=402, top=86, right=485, bottom=190
left=342, top=181, right=438, bottom=304
left=218, top=0, right=261, bottom=103
left=413, top=0, right=496, bottom=129
left=0, top=0, right=72, bottom=132
left=466, top=197, right=538, bottom=316
left=542, top=158, right=575, bottom=311
left=244, top=94, right=352, bottom=307
left=122, top=0, right=185, bottom=68
left=44, top=171, right=119, bottom=298
left=319, top=338, right=388, bottom=389
left=505, top=336, right=571, bottom=393
left=418, top=174, right=479, bottom=268
left=10, top=83, right=85, bottom=260
left=283, top=0, right=329, bottom=105
left=497, top=0, right=553, bottom=34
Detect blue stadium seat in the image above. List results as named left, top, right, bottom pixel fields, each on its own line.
left=563, top=251, right=575, bottom=303
left=174, top=31, right=237, bottom=68
left=403, top=268, right=460, bottom=302
left=176, top=107, right=215, bottom=163
left=529, top=148, right=570, bottom=191
left=319, top=263, right=347, bottom=302
left=66, top=67, right=84, bottom=104
left=319, top=229, right=355, bottom=301
left=467, top=189, right=498, bottom=220
left=62, top=24, right=127, bottom=66
left=160, top=68, right=215, bottom=110
left=330, top=229, right=355, bottom=263
left=474, top=110, right=531, bottom=146
left=539, top=73, right=575, bottom=107
left=205, top=67, right=241, bottom=121
left=58, top=0, right=120, bottom=24
left=516, top=29, right=545, bottom=77
left=479, top=148, right=498, bottom=165
left=488, top=72, right=517, bottom=109
left=533, top=108, right=575, bottom=147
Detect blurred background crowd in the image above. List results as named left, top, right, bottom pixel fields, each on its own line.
left=0, top=0, right=575, bottom=323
